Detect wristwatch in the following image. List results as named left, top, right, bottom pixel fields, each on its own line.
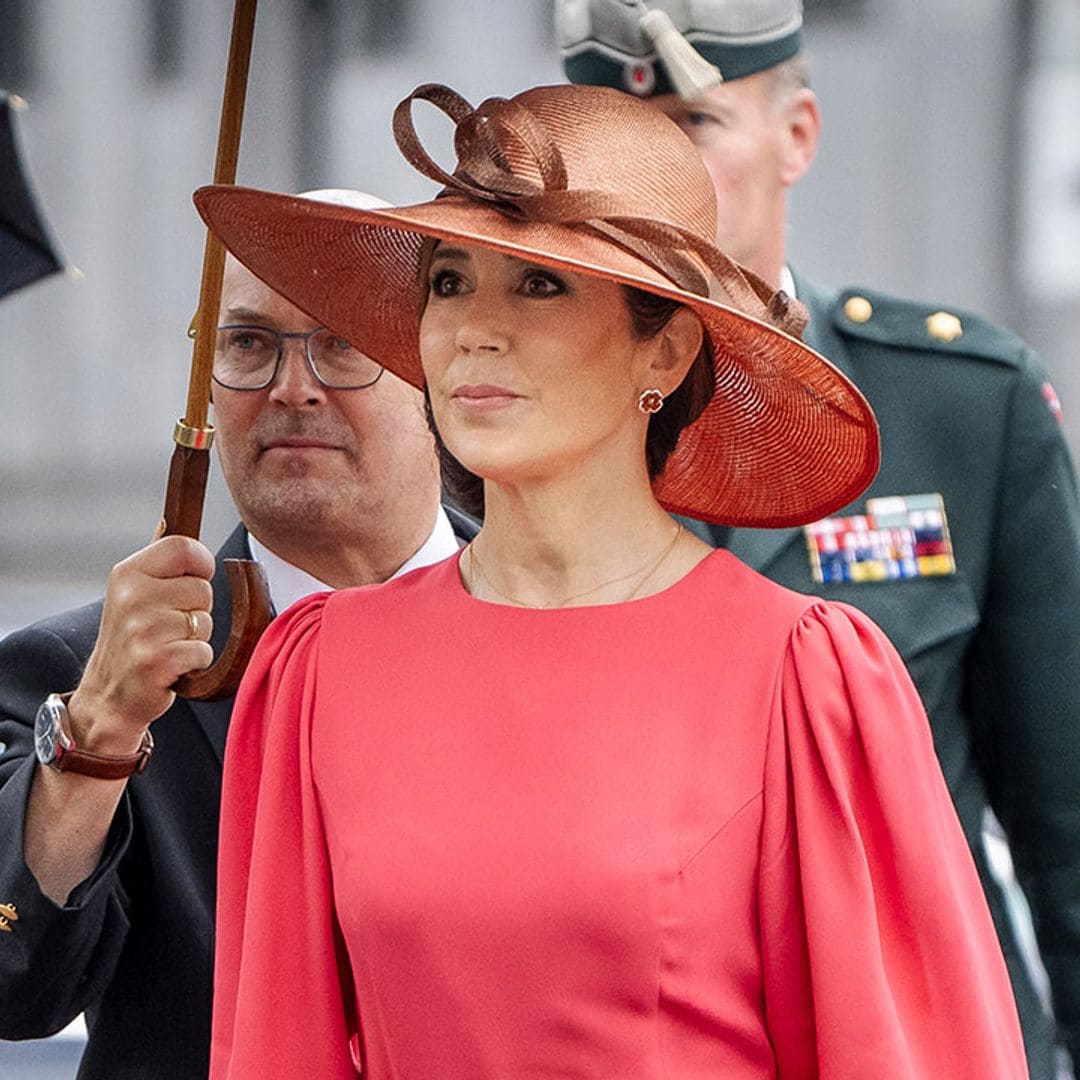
left=34, top=693, right=154, bottom=780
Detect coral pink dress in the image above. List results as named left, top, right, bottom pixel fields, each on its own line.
left=210, top=550, right=1027, bottom=1079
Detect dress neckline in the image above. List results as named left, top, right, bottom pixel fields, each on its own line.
left=449, top=546, right=727, bottom=615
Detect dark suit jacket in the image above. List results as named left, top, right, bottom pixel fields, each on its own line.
left=0, top=513, right=476, bottom=1079
left=686, top=276, right=1080, bottom=1079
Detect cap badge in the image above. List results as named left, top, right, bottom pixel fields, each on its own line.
left=623, top=60, right=656, bottom=96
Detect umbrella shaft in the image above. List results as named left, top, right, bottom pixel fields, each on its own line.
left=183, top=0, right=257, bottom=431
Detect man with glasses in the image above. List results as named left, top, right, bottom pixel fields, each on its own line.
left=0, top=189, right=474, bottom=1079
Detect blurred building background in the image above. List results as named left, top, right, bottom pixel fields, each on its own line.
left=0, top=1, right=1077, bottom=1073
left=2, top=0, right=1078, bottom=634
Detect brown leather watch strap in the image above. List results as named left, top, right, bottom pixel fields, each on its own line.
left=52, top=694, right=155, bottom=780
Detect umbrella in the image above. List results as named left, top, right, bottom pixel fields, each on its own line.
left=0, top=91, right=63, bottom=300
left=164, top=0, right=272, bottom=701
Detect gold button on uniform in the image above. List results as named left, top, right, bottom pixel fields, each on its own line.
left=844, top=296, right=873, bottom=323
left=926, top=311, right=963, bottom=342
left=0, top=902, right=17, bottom=932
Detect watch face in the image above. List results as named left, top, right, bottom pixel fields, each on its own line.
left=34, top=700, right=60, bottom=766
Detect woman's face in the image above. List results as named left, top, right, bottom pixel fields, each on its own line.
left=419, top=245, right=663, bottom=489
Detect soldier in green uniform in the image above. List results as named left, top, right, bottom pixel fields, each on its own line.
left=559, top=2, right=1080, bottom=1076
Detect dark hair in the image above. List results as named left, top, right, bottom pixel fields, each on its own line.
left=426, top=285, right=715, bottom=521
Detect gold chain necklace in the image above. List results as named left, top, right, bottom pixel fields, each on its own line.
left=465, top=522, right=684, bottom=609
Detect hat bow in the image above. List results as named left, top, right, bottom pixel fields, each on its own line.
left=393, top=83, right=806, bottom=338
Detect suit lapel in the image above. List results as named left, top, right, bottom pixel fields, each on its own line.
left=184, top=524, right=250, bottom=764
left=725, top=277, right=854, bottom=572
left=186, top=693, right=233, bottom=765
left=444, top=500, right=480, bottom=543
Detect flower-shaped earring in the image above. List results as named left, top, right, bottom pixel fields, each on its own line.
left=638, top=388, right=665, bottom=414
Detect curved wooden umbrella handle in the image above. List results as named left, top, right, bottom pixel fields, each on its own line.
left=174, top=558, right=273, bottom=702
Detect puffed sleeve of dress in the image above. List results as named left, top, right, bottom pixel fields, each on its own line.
left=210, top=594, right=358, bottom=1080
left=759, top=601, right=1029, bottom=1079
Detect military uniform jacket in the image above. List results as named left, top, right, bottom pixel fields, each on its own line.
left=689, top=276, right=1080, bottom=1079
left=0, top=514, right=476, bottom=1079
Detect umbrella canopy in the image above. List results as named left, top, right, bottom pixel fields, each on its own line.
left=0, top=90, right=63, bottom=300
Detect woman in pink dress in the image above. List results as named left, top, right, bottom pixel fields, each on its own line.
left=195, top=82, right=1028, bottom=1078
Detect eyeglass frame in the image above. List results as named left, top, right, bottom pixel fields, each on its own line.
left=211, top=323, right=386, bottom=392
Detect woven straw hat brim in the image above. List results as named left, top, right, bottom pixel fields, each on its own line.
left=195, top=185, right=878, bottom=528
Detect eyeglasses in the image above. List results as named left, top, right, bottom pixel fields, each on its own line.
left=212, top=324, right=385, bottom=391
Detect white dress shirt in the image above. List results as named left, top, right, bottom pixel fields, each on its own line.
left=247, top=505, right=461, bottom=615
left=779, top=265, right=796, bottom=299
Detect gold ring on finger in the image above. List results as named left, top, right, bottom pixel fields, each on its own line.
left=184, top=610, right=200, bottom=640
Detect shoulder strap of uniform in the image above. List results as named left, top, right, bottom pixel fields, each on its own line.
left=829, top=287, right=1028, bottom=369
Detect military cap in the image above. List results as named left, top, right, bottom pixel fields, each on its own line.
left=558, top=0, right=803, bottom=96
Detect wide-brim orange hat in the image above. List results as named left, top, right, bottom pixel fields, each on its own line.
left=195, top=82, right=878, bottom=528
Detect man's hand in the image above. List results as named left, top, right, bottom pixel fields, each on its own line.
left=25, top=535, right=217, bottom=904
left=67, top=536, right=216, bottom=755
